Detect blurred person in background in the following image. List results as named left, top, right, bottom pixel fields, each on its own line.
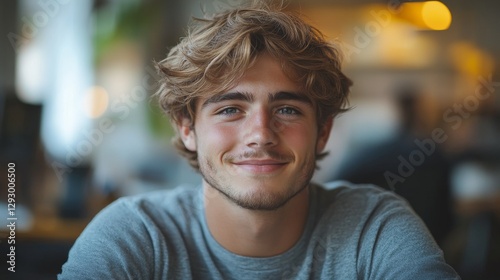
left=332, top=85, right=454, bottom=247
left=444, top=86, right=500, bottom=279
left=60, top=2, right=459, bottom=279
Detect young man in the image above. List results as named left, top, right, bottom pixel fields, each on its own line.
left=60, top=2, right=460, bottom=279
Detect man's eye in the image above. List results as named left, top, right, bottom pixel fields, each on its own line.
left=277, top=107, right=299, bottom=115
left=218, top=107, right=240, bottom=115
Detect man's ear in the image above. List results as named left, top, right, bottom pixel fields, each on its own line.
left=316, top=117, right=333, bottom=154
left=178, top=119, right=197, bottom=152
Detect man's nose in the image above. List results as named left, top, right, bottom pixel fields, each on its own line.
left=244, top=108, right=279, bottom=148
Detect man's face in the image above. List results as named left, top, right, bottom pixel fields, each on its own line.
left=180, top=53, right=332, bottom=210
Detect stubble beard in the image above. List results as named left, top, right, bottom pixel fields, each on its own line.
left=198, top=153, right=316, bottom=211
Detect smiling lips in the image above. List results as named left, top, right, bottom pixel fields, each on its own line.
left=232, top=159, right=288, bottom=174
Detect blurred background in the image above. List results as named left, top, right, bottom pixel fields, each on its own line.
left=0, top=0, right=499, bottom=279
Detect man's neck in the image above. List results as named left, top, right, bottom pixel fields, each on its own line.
left=203, top=183, right=310, bottom=257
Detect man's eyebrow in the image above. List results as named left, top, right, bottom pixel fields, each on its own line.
left=202, top=91, right=253, bottom=108
left=268, top=91, right=312, bottom=105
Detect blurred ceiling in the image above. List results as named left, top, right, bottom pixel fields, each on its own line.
left=1, top=0, right=499, bottom=91
left=287, top=0, right=500, bottom=62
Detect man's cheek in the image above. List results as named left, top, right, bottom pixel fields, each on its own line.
left=199, top=126, right=236, bottom=153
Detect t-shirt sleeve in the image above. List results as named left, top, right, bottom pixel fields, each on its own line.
left=356, top=190, right=460, bottom=280
left=58, top=198, right=157, bottom=280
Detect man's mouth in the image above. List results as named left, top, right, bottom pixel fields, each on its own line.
left=232, top=159, right=288, bottom=173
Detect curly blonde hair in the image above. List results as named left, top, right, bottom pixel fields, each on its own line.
left=155, top=1, right=352, bottom=170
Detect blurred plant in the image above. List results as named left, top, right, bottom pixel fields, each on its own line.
left=92, top=0, right=174, bottom=139
left=93, top=0, right=161, bottom=63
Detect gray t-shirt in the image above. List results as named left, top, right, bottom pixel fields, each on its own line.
left=59, top=182, right=460, bottom=279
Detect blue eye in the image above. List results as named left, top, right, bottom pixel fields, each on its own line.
left=277, top=107, right=299, bottom=115
left=218, top=107, right=239, bottom=115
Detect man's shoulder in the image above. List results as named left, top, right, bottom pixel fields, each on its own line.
left=311, top=181, right=424, bottom=256
left=60, top=185, right=201, bottom=279
left=313, top=181, right=414, bottom=230
left=94, top=184, right=202, bottom=227
left=316, top=180, right=404, bottom=209
left=310, top=184, right=459, bottom=279
left=112, top=184, right=199, bottom=208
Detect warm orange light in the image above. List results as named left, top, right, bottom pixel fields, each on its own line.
left=450, top=42, right=495, bottom=78
left=83, top=86, right=109, bottom=118
left=400, top=1, right=452, bottom=30
left=421, top=1, right=452, bottom=30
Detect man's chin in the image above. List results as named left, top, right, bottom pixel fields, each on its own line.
left=215, top=184, right=308, bottom=211
left=229, top=195, right=293, bottom=211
